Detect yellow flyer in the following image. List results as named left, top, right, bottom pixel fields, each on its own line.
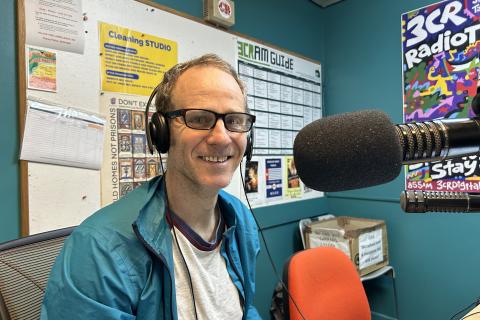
left=99, top=22, right=178, bottom=96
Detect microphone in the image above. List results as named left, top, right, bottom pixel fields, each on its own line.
left=400, top=190, right=480, bottom=213
left=293, top=110, right=480, bottom=192
left=395, top=117, right=480, bottom=164
left=471, top=88, right=480, bottom=117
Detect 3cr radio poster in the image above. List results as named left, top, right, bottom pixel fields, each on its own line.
left=402, top=0, right=480, bottom=192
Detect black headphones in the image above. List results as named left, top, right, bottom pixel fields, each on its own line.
left=145, top=85, right=254, bottom=161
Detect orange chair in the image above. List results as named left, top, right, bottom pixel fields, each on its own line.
left=283, top=246, right=371, bottom=320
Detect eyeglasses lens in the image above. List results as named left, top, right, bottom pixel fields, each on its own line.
left=225, top=114, right=251, bottom=132
left=184, top=110, right=215, bottom=129
left=184, top=110, right=252, bottom=132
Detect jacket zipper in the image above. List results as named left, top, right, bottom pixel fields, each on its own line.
left=133, top=223, right=175, bottom=320
left=225, top=239, right=247, bottom=318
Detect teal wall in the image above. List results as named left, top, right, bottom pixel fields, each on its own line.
left=0, top=0, right=21, bottom=242
left=3, top=0, right=477, bottom=319
left=324, top=0, right=480, bottom=319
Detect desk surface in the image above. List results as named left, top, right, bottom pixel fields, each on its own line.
left=463, top=304, right=480, bottom=319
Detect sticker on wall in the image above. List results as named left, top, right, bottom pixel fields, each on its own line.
left=28, top=48, right=57, bottom=92
left=244, top=156, right=266, bottom=205
left=265, top=157, right=283, bottom=200
left=284, top=156, right=301, bottom=199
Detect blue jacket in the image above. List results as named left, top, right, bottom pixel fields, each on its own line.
left=41, top=176, right=261, bottom=319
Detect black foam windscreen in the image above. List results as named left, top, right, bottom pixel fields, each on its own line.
left=471, top=87, right=480, bottom=116
left=293, top=110, right=403, bottom=192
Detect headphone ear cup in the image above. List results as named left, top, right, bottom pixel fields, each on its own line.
left=150, top=112, right=170, bottom=154
left=147, top=120, right=156, bottom=155
left=244, top=128, right=254, bottom=162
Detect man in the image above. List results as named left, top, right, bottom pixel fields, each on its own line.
left=41, top=54, right=261, bottom=319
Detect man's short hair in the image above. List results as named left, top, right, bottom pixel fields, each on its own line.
left=154, top=54, right=247, bottom=114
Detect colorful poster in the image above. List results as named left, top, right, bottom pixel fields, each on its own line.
left=265, top=158, right=283, bottom=199
left=402, top=0, right=480, bottom=192
left=99, top=22, right=178, bottom=96
left=100, top=92, right=165, bottom=205
left=284, top=156, right=301, bottom=198
left=25, top=0, right=85, bottom=54
left=28, top=48, right=57, bottom=92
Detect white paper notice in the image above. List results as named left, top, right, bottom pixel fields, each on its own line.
left=268, top=113, right=281, bottom=129
left=304, top=91, right=313, bottom=106
left=240, top=75, right=254, bottom=94
left=281, top=115, right=293, bottom=130
left=281, top=130, right=293, bottom=148
left=281, top=102, right=292, bottom=115
left=254, top=68, right=268, bottom=80
left=255, top=129, right=269, bottom=148
left=313, top=93, right=322, bottom=108
left=308, top=228, right=351, bottom=258
left=358, top=229, right=384, bottom=270
left=268, top=100, right=281, bottom=113
left=293, top=117, right=304, bottom=130
left=281, top=86, right=292, bottom=102
left=269, top=130, right=282, bottom=149
left=292, top=104, right=303, bottom=116
left=313, top=107, right=322, bottom=120
left=20, top=98, right=105, bottom=169
left=268, top=72, right=280, bottom=83
left=281, top=75, right=292, bottom=86
left=239, top=63, right=254, bottom=76
left=254, top=79, right=268, bottom=98
left=267, top=82, right=281, bottom=100
left=247, top=96, right=255, bottom=109
left=254, top=97, right=269, bottom=111
left=256, top=111, right=269, bottom=128
left=25, top=0, right=85, bottom=54
left=292, top=88, right=304, bottom=104
left=303, top=107, right=313, bottom=125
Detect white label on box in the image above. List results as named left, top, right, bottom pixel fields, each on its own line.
left=358, top=229, right=383, bottom=270
left=308, top=228, right=350, bottom=258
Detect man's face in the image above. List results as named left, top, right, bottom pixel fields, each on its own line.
left=167, top=66, right=247, bottom=192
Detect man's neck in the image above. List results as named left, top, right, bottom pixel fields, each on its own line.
left=164, top=171, right=220, bottom=242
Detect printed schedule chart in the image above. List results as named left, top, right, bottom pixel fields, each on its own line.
left=238, top=60, right=322, bottom=156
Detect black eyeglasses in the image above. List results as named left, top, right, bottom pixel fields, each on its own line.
left=164, top=108, right=255, bottom=133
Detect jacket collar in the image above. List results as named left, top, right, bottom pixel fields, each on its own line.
left=133, top=176, right=239, bottom=262
left=133, top=175, right=173, bottom=266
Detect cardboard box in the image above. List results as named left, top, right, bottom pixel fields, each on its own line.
left=304, top=216, right=389, bottom=276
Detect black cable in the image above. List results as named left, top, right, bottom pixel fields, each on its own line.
left=240, top=161, right=307, bottom=320
left=159, top=156, right=199, bottom=320
left=154, top=118, right=305, bottom=318
left=171, top=222, right=200, bottom=320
